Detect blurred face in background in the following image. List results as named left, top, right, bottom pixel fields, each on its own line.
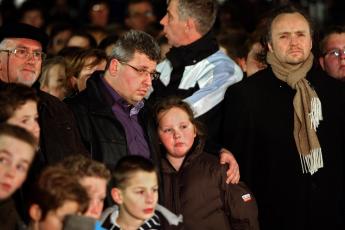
left=125, top=1, right=156, bottom=31
left=41, top=63, right=67, bottom=100
left=89, top=3, right=110, bottom=27
left=77, top=57, right=106, bottom=91
left=319, top=33, right=345, bottom=81
left=7, top=100, right=40, bottom=139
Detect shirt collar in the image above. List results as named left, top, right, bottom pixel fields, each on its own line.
left=101, top=76, right=144, bottom=116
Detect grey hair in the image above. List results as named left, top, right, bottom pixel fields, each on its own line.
left=176, top=0, right=218, bottom=35
left=108, top=30, right=160, bottom=66
left=0, top=39, right=13, bottom=50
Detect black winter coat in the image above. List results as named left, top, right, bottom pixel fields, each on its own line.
left=221, top=66, right=345, bottom=230
left=161, top=140, right=259, bottom=230
left=65, top=72, right=161, bottom=171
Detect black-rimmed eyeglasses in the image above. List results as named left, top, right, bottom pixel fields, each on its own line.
left=0, top=47, right=46, bottom=61
left=119, top=61, right=160, bottom=80
left=324, top=48, right=345, bottom=58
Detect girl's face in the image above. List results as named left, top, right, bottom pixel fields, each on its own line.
left=158, top=107, right=196, bottom=159
left=7, top=100, right=40, bottom=139
left=0, top=135, right=34, bottom=200
left=43, top=63, right=67, bottom=100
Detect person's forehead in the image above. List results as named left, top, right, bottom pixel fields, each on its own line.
left=271, top=12, right=309, bottom=33
left=0, top=135, right=33, bottom=155
left=129, top=2, right=152, bottom=11
left=325, top=33, right=345, bottom=47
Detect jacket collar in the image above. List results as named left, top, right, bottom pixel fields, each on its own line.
left=166, top=30, right=219, bottom=69
left=162, top=137, right=205, bottom=173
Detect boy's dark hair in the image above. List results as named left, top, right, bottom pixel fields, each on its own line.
left=29, top=166, right=90, bottom=220
left=57, top=154, right=111, bottom=181
left=154, top=96, right=205, bottom=138
left=319, top=25, right=345, bottom=55
left=113, top=155, right=157, bottom=189
left=0, top=83, right=38, bottom=123
left=0, top=123, right=38, bottom=150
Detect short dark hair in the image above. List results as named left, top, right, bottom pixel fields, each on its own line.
left=154, top=96, right=205, bottom=138
left=29, top=166, right=90, bottom=220
left=264, top=4, right=313, bottom=46
left=57, top=154, right=111, bottom=181
left=0, top=83, right=38, bottom=123
left=319, top=25, right=345, bottom=55
left=0, top=123, right=38, bottom=150
left=112, top=155, right=157, bottom=189
left=109, top=30, right=160, bottom=66
left=176, top=0, right=218, bottom=35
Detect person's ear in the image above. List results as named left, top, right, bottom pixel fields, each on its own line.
left=111, top=188, right=123, bottom=204
left=319, top=56, right=325, bottom=70
left=108, top=59, right=119, bottom=76
left=67, top=76, right=78, bottom=90
left=186, top=18, right=196, bottom=33
left=268, top=42, right=273, bottom=53
left=236, top=57, right=247, bottom=73
left=29, top=204, right=42, bottom=221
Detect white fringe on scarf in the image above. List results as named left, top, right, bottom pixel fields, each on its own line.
left=301, top=97, right=323, bottom=175
left=300, top=148, right=324, bottom=175
left=309, top=97, right=323, bottom=131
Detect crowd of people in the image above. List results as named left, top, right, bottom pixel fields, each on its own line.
left=0, top=0, right=344, bottom=229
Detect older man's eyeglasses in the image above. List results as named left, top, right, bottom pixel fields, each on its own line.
left=324, top=48, right=345, bottom=58
left=119, top=61, right=160, bottom=80
left=0, top=47, right=46, bottom=61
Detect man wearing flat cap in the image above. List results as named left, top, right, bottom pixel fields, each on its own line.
left=0, top=23, right=88, bottom=221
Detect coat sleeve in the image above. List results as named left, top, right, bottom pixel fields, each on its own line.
left=183, top=54, right=243, bottom=118
left=221, top=165, right=260, bottom=230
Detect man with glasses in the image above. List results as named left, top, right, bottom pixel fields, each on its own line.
left=0, top=23, right=87, bottom=223
left=319, top=25, right=345, bottom=81
left=66, top=30, right=161, bottom=172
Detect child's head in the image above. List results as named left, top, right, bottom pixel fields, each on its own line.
left=29, top=166, right=90, bottom=230
left=111, top=155, right=158, bottom=224
left=0, top=83, right=40, bottom=139
left=58, top=155, right=111, bottom=219
left=155, top=97, right=204, bottom=158
left=0, top=123, right=37, bottom=200
left=40, top=56, right=68, bottom=100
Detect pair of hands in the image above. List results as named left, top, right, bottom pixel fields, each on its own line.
left=219, top=148, right=240, bottom=184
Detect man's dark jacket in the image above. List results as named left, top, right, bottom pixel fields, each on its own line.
left=65, top=71, right=161, bottom=171
left=221, top=66, right=345, bottom=230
